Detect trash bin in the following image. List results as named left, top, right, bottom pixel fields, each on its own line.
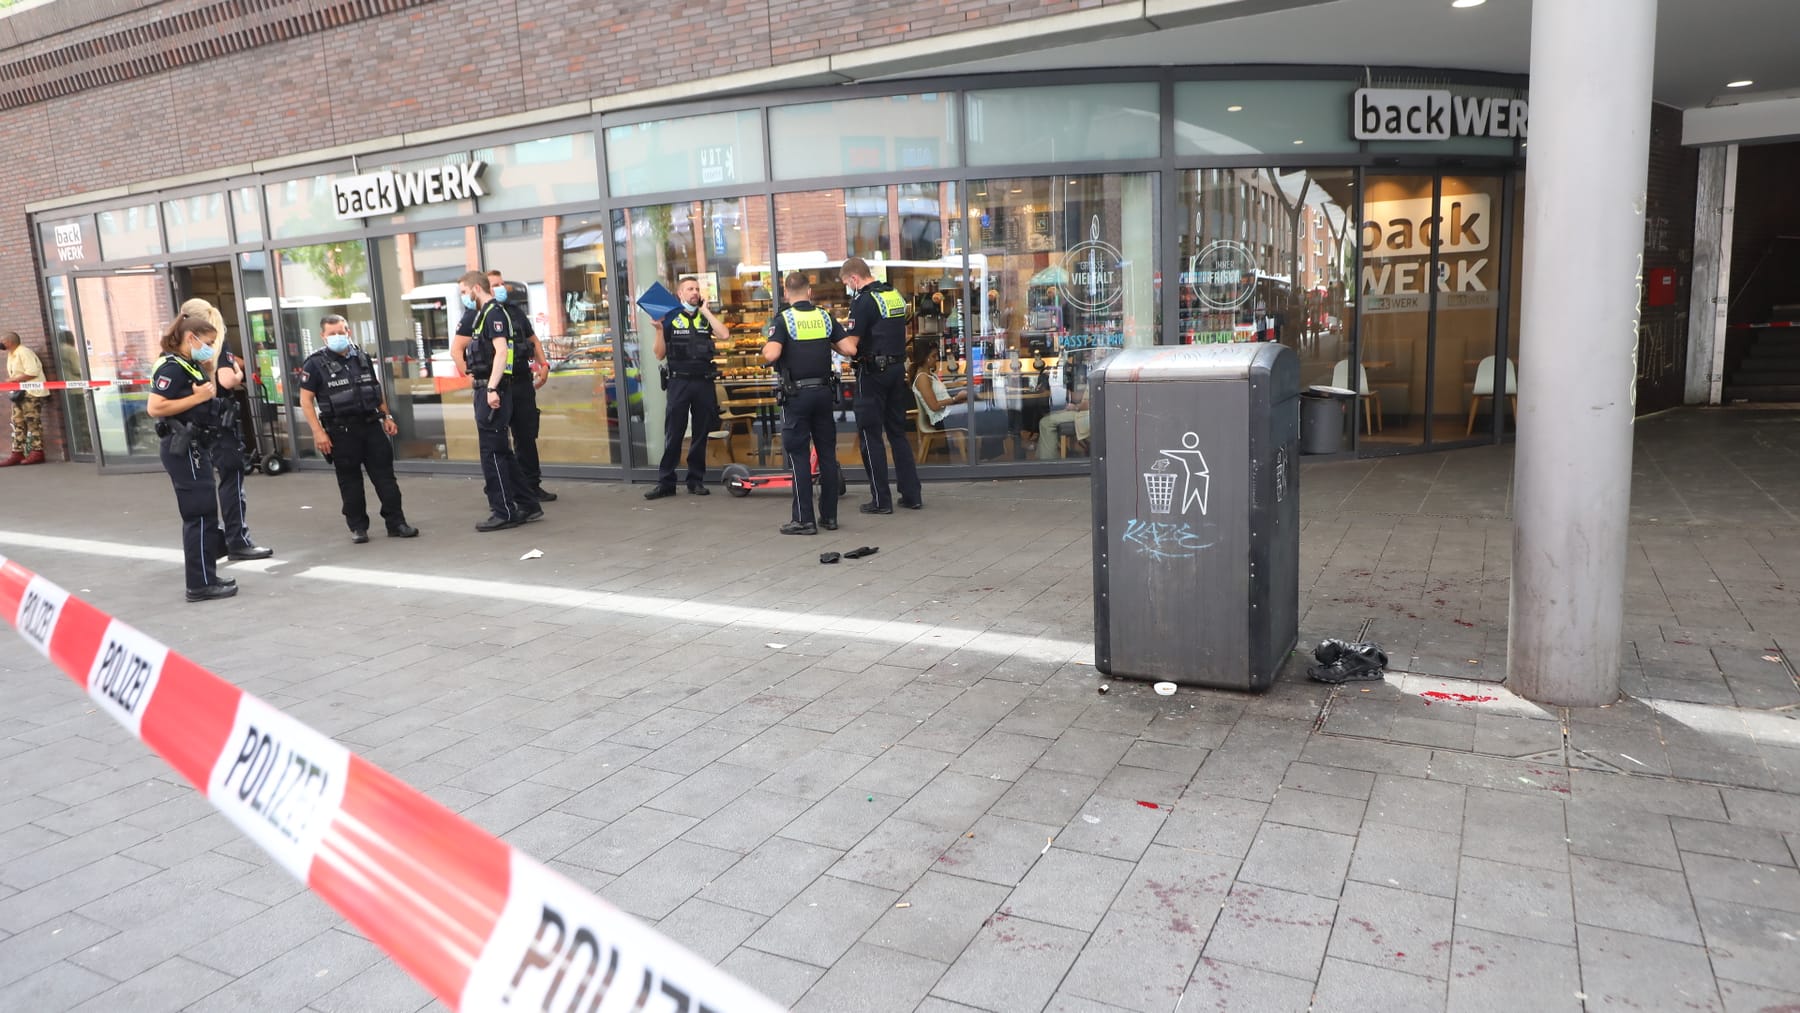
left=1090, top=343, right=1300, bottom=691
left=1298, top=385, right=1355, bottom=455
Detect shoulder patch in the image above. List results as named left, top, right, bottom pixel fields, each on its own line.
left=155, top=375, right=171, bottom=390
left=489, top=318, right=507, bottom=334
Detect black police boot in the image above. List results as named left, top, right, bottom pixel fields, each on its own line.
left=520, top=508, right=545, bottom=524
left=185, top=583, right=239, bottom=603
left=387, top=523, right=419, bottom=538
left=899, top=498, right=923, bottom=510
left=227, top=544, right=274, bottom=561
left=643, top=486, right=676, bottom=500
left=687, top=483, right=711, bottom=496
left=859, top=502, right=892, bottom=515
left=350, top=529, right=370, bottom=544
left=780, top=521, right=818, bottom=536
left=821, top=518, right=839, bottom=531
left=476, top=514, right=520, bottom=532
left=533, top=488, right=558, bottom=502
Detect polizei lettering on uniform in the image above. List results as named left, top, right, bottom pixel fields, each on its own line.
left=1353, top=88, right=1528, bottom=141
left=332, top=161, right=487, bottom=221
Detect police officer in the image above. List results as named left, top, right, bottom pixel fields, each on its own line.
left=299, top=314, right=419, bottom=544
left=451, top=271, right=540, bottom=531
left=459, top=270, right=556, bottom=502
left=762, top=273, right=854, bottom=535
left=645, top=276, right=728, bottom=500
left=838, top=257, right=922, bottom=513
left=178, top=299, right=272, bottom=561
left=146, top=314, right=235, bottom=602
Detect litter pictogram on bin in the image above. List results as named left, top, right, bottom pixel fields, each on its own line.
left=1144, top=459, right=1178, bottom=515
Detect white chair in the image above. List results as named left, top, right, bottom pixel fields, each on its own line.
left=913, top=380, right=965, bottom=461
left=1465, top=355, right=1518, bottom=435
left=1332, top=359, right=1382, bottom=435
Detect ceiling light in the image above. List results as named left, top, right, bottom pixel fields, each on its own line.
left=1727, top=79, right=1754, bottom=88
left=1293, top=139, right=1305, bottom=145
left=1451, top=0, right=1485, bottom=7
left=1227, top=105, right=1244, bottom=112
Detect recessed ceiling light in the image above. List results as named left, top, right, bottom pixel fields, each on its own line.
left=1727, top=79, right=1754, bottom=88
left=1227, top=105, right=1244, bottom=112
left=1293, top=139, right=1305, bottom=145
left=1451, top=0, right=1485, bottom=7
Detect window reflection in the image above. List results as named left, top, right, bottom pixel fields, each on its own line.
left=275, top=241, right=375, bottom=460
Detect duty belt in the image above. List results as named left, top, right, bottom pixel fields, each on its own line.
left=861, top=355, right=903, bottom=371
left=323, top=412, right=381, bottom=428
left=787, top=377, right=831, bottom=390
left=667, top=367, right=714, bottom=380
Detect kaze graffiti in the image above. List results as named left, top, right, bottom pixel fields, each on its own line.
left=1124, top=431, right=1216, bottom=561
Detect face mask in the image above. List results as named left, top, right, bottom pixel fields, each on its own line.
left=461, top=293, right=477, bottom=310
left=493, top=286, right=509, bottom=303
left=191, top=343, right=216, bottom=363
left=326, top=334, right=352, bottom=354
left=683, top=300, right=701, bottom=313
left=844, top=283, right=859, bottom=298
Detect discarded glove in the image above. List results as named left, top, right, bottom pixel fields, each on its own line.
left=844, top=546, right=879, bottom=560
left=1307, top=638, right=1388, bottom=684
left=820, top=552, right=841, bottom=564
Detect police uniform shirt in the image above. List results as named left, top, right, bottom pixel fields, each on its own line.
left=661, top=308, right=717, bottom=377
left=464, top=301, right=516, bottom=378
left=151, top=354, right=216, bottom=426
left=300, top=347, right=383, bottom=422
left=847, top=282, right=909, bottom=359
left=768, top=301, right=846, bottom=380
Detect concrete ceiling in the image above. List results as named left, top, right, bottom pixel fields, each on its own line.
left=893, top=0, right=1800, bottom=112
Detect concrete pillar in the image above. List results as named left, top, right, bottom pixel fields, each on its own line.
left=1507, top=0, right=1657, bottom=707
left=1686, top=144, right=1737, bottom=405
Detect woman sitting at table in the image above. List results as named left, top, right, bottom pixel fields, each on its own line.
left=909, top=341, right=1009, bottom=460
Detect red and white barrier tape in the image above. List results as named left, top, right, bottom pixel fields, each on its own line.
left=0, top=379, right=146, bottom=391
left=0, top=556, right=785, bottom=1013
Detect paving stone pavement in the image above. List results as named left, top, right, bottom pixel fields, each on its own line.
left=1, top=407, right=1797, bottom=1012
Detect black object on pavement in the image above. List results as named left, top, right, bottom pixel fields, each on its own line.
left=1307, top=638, right=1388, bottom=684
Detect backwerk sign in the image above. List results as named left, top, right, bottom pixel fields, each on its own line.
left=1352, top=88, right=1528, bottom=142
left=332, top=161, right=486, bottom=220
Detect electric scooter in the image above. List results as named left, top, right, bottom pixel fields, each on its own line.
left=722, top=446, right=849, bottom=498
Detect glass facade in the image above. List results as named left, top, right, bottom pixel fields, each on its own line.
left=33, top=69, right=1527, bottom=471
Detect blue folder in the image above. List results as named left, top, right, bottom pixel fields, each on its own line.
left=637, top=282, right=680, bottom=323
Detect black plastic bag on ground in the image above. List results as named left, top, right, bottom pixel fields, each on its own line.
left=1307, top=638, right=1389, bottom=684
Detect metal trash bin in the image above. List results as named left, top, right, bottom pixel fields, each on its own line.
left=1090, top=344, right=1300, bottom=691
left=1298, top=384, right=1356, bottom=455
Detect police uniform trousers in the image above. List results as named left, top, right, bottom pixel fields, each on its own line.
left=657, top=375, right=718, bottom=490
left=854, top=360, right=921, bottom=509
left=326, top=417, right=406, bottom=533
left=509, top=379, right=543, bottom=492
left=207, top=429, right=253, bottom=549
left=781, top=385, right=839, bottom=526
left=474, top=386, right=538, bottom=521
left=161, top=436, right=226, bottom=590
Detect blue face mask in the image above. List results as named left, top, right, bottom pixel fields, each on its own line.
left=191, top=344, right=216, bottom=363
left=461, top=293, right=477, bottom=310
left=493, top=286, right=509, bottom=303
left=683, top=300, right=702, bottom=313
left=326, top=335, right=352, bottom=354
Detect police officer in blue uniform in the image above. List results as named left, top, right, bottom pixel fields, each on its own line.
left=838, top=256, right=922, bottom=513
left=179, top=299, right=273, bottom=560
left=147, top=314, right=235, bottom=602
left=299, top=314, right=419, bottom=544
left=646, top=276, right=728, bottom=500
left=452, top=271, right=541, bottom=531
left=763, top=272, right=855, bottom=535
left=457, top=271, right=555, bottom=502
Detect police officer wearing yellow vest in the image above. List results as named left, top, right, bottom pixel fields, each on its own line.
left=839, top=257, right=923, bottom=513
left=763, top=272, right=856, bottom=535
left=451, top=270, right=541, bottom=531
left=646, top=276, right=728, bottom=499
left=146, top=313, right=236, bottom=602
left=299, top=315, right=418, bottom=544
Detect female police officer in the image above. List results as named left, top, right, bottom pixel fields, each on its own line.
left=147, top=313, right=237, bottom=602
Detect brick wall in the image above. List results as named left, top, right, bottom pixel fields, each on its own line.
left=0, top=0, right=1135, bottom=457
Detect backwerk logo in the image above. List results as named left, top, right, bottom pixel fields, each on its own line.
left=332, top=160, right=486, bottom=220
left=1353, top=88, right=1528, bottom=142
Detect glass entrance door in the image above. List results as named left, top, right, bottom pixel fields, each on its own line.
left=73, top=270, right=175, bottom=471
left=1356, top=173, right=1507, bottom=450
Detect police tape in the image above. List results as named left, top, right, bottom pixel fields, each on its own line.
left=0, top=555, right=787, bottom=1013
left=0, top=379, right=144, bottom=391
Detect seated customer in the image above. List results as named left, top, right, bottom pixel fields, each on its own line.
left=1037, top=354, right=1092, bottom=459
left=909, top=341, right=1008, bottom=460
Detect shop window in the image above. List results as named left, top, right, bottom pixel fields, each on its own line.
left=554, top=215, right=621, bottom=464
left=1177, top=168, right=1355, bottom=409
left=957, top=173, right=1156, bottom=465
left=769, top=94, right=958, bottom=180
left=476, top=134, right=601, bottom=212
left=614, top=198, right=774, bottom=469
left=372, top=229, right=474, bottom=464
left=266, top=174, right=354, bottom=240
left=44, top=276, right=93, bottom=459
left=1173, top=80, right=1359, bottom=156
left=605, top=110, right=765, bottom=198
left=274, top=240, right=375, bottom=461
left=232, top=187, right=264, bottom=244
left=965, top=84, right=1159, bottom=166
left=163, top=193, right=233, bottom=253
left=96, top=204, right=162, bottom=261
